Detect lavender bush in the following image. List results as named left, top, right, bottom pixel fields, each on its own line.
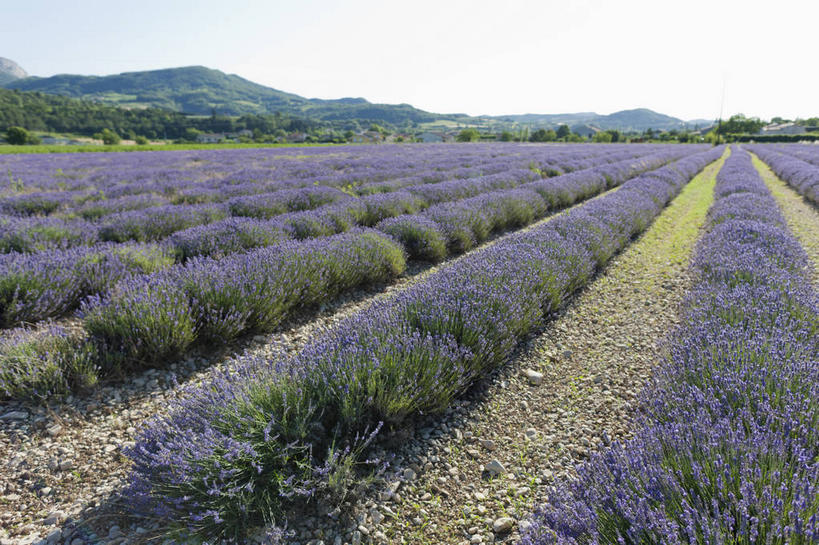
left=0, top=215, right=98, bottom=253
left=167, top=218, right=293, bottom=261
left=81, top=274, right=197, bottom=371
left=522, top=149, right=818, bottom=544
left=77, top=193, right=171, bottom=220
left=0, top=243, right=174, bottom=326
left=0, top=326, right=97, bottom=399
left=374, top=216, right=448, bottom=262
left=226, top=186, right=350, bottom=219
left=80, top=229, right=405, bottom=368
left=176, top=230, right=406, bottom=343
left=98, top=203, right=229, bottom=242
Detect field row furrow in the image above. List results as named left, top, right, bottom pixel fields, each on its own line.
left=524, top=148, right=818, bottom=543
left=751, top=152, right=819, bottom=285
left=123, top=147, right=722, bottom=540
left=0, top=147, right=712, bottom=542
left=747, top=144, right=819, bottom=205
left=353, top=148, right=728, bottom=544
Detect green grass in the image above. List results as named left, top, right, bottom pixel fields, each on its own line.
left=632, top=149, right=728, bottom=262
left=0, top=142, right=340, bottom=154
left=750, top=152, right=819, bottom=284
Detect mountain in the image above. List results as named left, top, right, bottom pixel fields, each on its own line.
left=3, top=64, right=709, bottom=132
left=5, top=65, right=451, bottom=126
left=686, top=118, right=716, bottom=128
left=488, top=108, right=703, bottom=132
left=0, top=58, right=27, bottom=86
left=489, top=112, right=598, bottom=126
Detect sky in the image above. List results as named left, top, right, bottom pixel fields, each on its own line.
left=2, top=0, right=817, bottom=121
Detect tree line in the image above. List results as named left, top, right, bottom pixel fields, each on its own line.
left=0, top=88, right=321, bottom=141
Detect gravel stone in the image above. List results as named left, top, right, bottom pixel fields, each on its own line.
left=485, top=460, right=506, bottom=476
left=0, top=411, right=28, bottom=421
left=492, top=517, right=515, bottom=533
left=522, top=369, right=543, bottom=385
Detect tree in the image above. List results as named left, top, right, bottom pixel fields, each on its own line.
left=94, top=128, right=121, bottom=145
left=182, top=128, right=201, bottom=142
left=5, top=126, right=30, bottom=145
left=530, top=128, right=557, bottom=142
left=456, top=128, right=480, bottom=142
left=592, top=131, right=613, bottom=143
left=556, top=124, right=571, bottom=140
left=369, top=123, right=389, bottom=136
left=605, top=129, right=620, bottom=143
left=134, top=135, right=149, bottom=145
left=717, top=114, right=764, bottom=135
left=499, top=131, right=515, bottom=142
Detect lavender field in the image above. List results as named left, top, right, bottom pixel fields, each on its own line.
left=0, top=143, right=817, bottom=545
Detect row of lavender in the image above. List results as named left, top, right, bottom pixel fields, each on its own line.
left=754, top=143, right=819, bottom=168
left=0, top=147, right=694, bottom=331
left=0, top=148, right=698, bottom=397
left=746, top=144, right=819, bottom=205
left=0, top=144, right=649, bottom=216
left=0, top=146, right=667, bottom=253
left=170, top=146, right=692, bottom=260
left=523, top=149, right=817, bottom=544
left=123, top=148, right=723, bottom=540
left=0, top=144, right=657, bottom=197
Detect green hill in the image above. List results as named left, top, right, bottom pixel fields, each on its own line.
left=0, top=87, right=317, bottom=140
left=5, top=66, right=451, bottom=126
left=2, top=62, right=712, bottom=133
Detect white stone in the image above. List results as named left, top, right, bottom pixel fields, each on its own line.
left=485, top=459, right=506, bottom=476
left=523, top=369, right=544, bottom=385
left=493, top=517, right=515, bottom=533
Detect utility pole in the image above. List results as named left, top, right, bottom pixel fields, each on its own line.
left=715, top=76, right=726, bottom=146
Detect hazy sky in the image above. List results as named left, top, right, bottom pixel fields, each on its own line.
left=3, top=0, right=816, bottom=121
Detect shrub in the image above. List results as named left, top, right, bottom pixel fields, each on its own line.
left=99, top=204, right=229, bottom=242
left=0, top=243, right=174, bottom=326
left=168, top=218, right=292, bottom=260
left=5, top=126, right=31, bottom=145
left=177, top=230, right=406, bottom=343
left=0, top=326, right=97, bottom=399
left=375, top=216, right=448, bottom=262
left=81, top=274, right=196, bottom=372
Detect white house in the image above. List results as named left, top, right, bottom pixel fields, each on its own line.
left=759, top=123, right=805, bottom=135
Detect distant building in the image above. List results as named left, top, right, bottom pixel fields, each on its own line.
left=197, top=133, right=224, bottom=144
left=417, top=132, right=444, bottom=143
left=39, top=136, right=76, bottom=145
left=759, top=123, right=805, bottom=135
left=350, top=131, right=383, bottom=144
left=287, top=132, right=308, bottom=143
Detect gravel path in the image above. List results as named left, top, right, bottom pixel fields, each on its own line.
left=0, top=184, right=628, bottom=545
left=750, top=153, right=819, bottom=285
left=301, top=155, right=724, bottom=545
